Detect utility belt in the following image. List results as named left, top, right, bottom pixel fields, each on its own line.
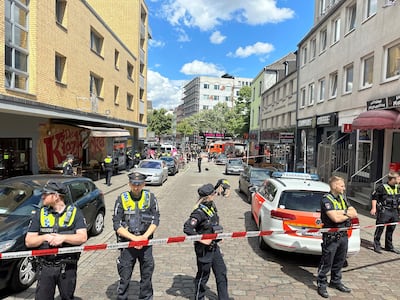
left=38, top=257, right=78, bottom=267
left=195, top=240, right=219, bottom=251
left=323, top=231, right=348, bottom=241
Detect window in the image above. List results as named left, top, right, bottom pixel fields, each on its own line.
left=289, top=80, right=294, bottom=96
left=346, top=3, right=356, bottom=32
left=127, top=62, right=134, bottom=80
left=310, top=38, right=317, bottom=61
left=203, top=83, right=209, bottom=89
left=319, top=0, right=326, bottom=16
left=5, top=0, right=29, bottom=91
left=308, top=83, right=315, bottom=105
left=225, top=96, right=230, bottom=101
left=55, top=53, right=66, bottom=83
left=301, top=46, right=307, bottom=66
left=300, top=88, right=306, bottom=107
left=361, top=55, right=374, bottom=87
left=90, top=73, right=103, bottom=98
left=114, top=85, right=119, bottom=104
left=329, top=72, right=338, bottom=98
left=320, top=28, right=327, bottom=52
left=318, top=78, right=325, bottom=102
left=214, top=84, right=219, bottom=90
left=90, top=28, right=103, bottom=56
left=366, top=0, right=377, bottom=19
left=213, top=95, right=219, bottom=101
left=127, top=93, right=133, bottom=110
left=344, top=64, right=353, bottom=93
left=332, top=17, right=341, bottom=44
left=385, top=43, right=400, bottom=79
left=55, top=0, right=67, bottom=26
left=114, top=50, right=120, bottom=69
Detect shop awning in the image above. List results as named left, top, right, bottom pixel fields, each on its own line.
left=352, top=109, right=399, bottom=130
left=77, top=125, right=130, bottom=137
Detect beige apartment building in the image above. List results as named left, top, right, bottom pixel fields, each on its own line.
left=297, top=0, right=400, bottom=185
left=0, top=0, right=150, bottom=178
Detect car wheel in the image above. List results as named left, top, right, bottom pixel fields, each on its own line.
left=258, top=221, right=269, bottom=251
left=91, top=210, right=105, bottom=236
left=10, top=257, right=37, bottom=292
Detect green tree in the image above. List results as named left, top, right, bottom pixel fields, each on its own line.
left=234, top=86, right=252, bottom=136
left=147, top=108, right=173, bottom=141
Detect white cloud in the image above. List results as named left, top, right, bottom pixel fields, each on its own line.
left=149, top=39, right=165, bottom=48
left=161, top=0, right=294, bottom=31
left=180, top=60, right=225, bottom=76
left=147, top=70, right=185, bottom=109
left=176, top=28, right=190, bottom=42
left=227, top=42, right=275, bottom=58
left=210, top=31, right=226, bottom=44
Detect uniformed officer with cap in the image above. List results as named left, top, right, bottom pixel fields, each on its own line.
left=25, top=180, right=87, bottom=300
left=183, top=183, right=229, bottom=300
left=113, top=172, right=160, bottom=300
left=62, top=154, right=74, bottom=176
left=103, top=154, right=113, bottom=186
left=214, top=179, right=231, bottom=198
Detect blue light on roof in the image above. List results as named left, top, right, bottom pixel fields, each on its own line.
left=272, top=172, right=320, bottom=181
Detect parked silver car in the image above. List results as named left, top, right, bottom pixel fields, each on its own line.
left=134, top=159, right=168, bottom=185
left=225, top=158, right=244, bottom=175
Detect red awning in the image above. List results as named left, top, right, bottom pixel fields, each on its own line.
left=352, top=109, right=399, bottom=130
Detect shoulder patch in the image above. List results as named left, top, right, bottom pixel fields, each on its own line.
left=190, top=218, right=198, bottom=226
left=325, top=202, right=332, bottom=209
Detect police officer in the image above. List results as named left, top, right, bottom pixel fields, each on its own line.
left=370, top=171, right=400, bottom=254
left=62, top=154, right=74, bottom=176
left=197, top=155, right=202, bottom=173
left=112, top=172, right=160, bottom=300
left=317, top=175, right=357, bottom=298
left=183, top=183, right=229, bottom=300
left=25, top=180, right=88, bottom=300
left=103, top=155, right=113, bottom=186
left=214, top=179, right=231, bottom=198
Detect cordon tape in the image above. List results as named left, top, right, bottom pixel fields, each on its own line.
left=0, top=222, right=397, bottom=260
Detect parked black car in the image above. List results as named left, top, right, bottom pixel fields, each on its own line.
left=238, top=165, right=276, bottom=203
left=0, top=174, right=106, bottom=292
left=160, top=156, right=179, bottom=175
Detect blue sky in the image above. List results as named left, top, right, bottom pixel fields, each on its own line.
left=146, top=0, right=315, bottom=110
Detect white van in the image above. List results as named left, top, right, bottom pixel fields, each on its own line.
left=160, top=144, right=177, bottom=155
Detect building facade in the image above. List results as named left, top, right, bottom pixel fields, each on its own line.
left=1, top=0, right=149, bottom=178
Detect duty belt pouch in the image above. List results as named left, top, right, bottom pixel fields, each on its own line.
left=195, top=243, right=213, bottom=263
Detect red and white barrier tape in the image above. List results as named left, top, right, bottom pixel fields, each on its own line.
left=1, top=222, right=397, bottom=260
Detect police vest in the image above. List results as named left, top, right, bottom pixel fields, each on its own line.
left=104, top=157, right=112, bottom=164
left=196, top=203, right=220, bottom=234
left=383, top=184, right=399, bottom=207
left=63, top=161, right=68, bottom=168
left=39, top=205, right=77, bottom=234
left=326, top=194, right=347, bottom=210
left=120, top=190, right=153, bottom=234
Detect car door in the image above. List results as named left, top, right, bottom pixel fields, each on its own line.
left=67, top=181, right=95, bottom=229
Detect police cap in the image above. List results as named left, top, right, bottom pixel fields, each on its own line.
left=66, top=154, right=74, bottom=160
left=42, top=180, right=68, bottom=195
left=128, top=172, right=147, bottom=185
left=198, top=183, right=216, bottom=197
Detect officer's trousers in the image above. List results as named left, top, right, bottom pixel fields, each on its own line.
left=105, top=168, right=112, bottom=186
left=194, top=243, right=229, bottom=300
left=317, top=234, right=348, bottom=287
left=117, top=246, right=154, bottom=300
left=35, top=263, right=77, bottom=300
left=374, top=207, right=398, bottom=250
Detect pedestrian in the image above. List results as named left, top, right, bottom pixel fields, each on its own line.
left=62, top=154, right=74, bottom=176
left=25, top=180, right=88, bottom=300
left=183, top=183, right=229, bottom=300
left=198, top=155, right=202, bottom=173
left=370, top=171, right=400, bottom=254
left=112, top=172, right=160, bottom=300
left=103, top=154, right=113, bottom=186
left=317, top=175, right=357, bottom=298
left=214, top=179, right=231, bottom=198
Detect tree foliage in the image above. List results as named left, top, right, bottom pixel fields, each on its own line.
left=147, top=108, right=173, bottom=140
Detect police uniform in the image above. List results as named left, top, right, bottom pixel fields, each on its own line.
left=27, top=181, right=86, bottom=300
left=372, top=183, right=400, bottom=253
left=183, top=184, right=229, bottom=300
left=112, top=172, right=160, bottom=300
left=62, top=154, right=74, bottom=176
left=103, top=155, right=113, bottom=186
left=214, top=179, right=230, bottom=197
left=317, top=192, right=351, bottom=296
left=198, top=156, right=202, bottom=173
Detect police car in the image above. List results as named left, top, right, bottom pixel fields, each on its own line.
left=250, top=172, right=360, bottom=255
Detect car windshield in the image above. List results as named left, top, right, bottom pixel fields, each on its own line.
left=278, top=190, right=326, bottom=212
left=139, top=161, right=161, bottom=169
left=251, top=169, right=272, bottom=180
left=229, top=160, right=242, bottom=166
left=217, top=154, right=227, bottom=159
left=161, top=157, right=173, bottom=162
left=0, top=186, right=42, bottom=216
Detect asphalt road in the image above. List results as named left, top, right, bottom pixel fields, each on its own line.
left=3, top=160, right=400, bottom=299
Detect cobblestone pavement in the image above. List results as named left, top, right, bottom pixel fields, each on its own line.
left=3, top=161, right=400, bottom=299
